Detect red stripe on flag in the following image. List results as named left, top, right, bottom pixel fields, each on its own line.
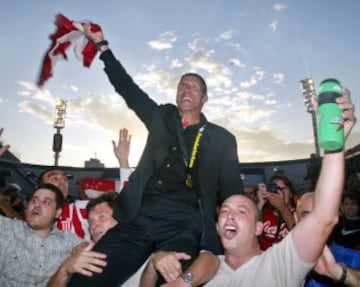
left=37, top=14, right=101, bottom=87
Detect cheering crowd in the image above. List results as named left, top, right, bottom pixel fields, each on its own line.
left=0, top=21, right=359, bottom=287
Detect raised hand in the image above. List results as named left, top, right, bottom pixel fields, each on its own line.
left=312, top=88, right=356, bottom=141
left=82, top=22, right=105, bottom=44
left=112, top=128, right=132, bottom=168
left=337, top=88, right=356, bottom=140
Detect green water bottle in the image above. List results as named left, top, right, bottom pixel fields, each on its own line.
left=317, top=78, right=344, bottom=151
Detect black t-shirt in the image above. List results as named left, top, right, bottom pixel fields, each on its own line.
left=333, top=215, right=360, bottom=250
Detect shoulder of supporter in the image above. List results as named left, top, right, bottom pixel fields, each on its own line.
left=50, top=227, right=85, bottom=247
left=0, top=214, right=26, bottom=231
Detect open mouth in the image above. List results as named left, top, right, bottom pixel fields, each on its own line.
left=30, top=207, right=41, bottom=216
left=224, top=225, right=237, bottom=239
left=181, top=96, right=192, bottom=103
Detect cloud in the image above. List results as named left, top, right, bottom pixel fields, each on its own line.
left=233, top=128, right=313, bottom=162
left=17, top=81, right=56, bottom=105
left=218, top=29, right=235, bottom=40
left=273, top=73, right=285, bottom=84
left=135, top=67, right=179, bottom=102
left=270, top=20, right=279, bottom=32
left=169, top=59, right=183, bottom=69
left=240, top=69, right=266, bottom=88
left=229, top=58, right=246, bottom=68
left=17, top=81, right=36, bottom=91
left=15, top=81, right=138, bottom=133
left=17, top=81, right=38, bottom=97
left=18, top=100, right=53, bottom=124
left=240, top=78, right=257, bottom=89
left=227, top=42, right=247, bottom=53
left=347, top=131, right=360, bottom=151
left=216, top=29, right=248, bottom=55
left=147, top=31, right=177, bottom=50
left=181, top=48, right=232, bottom=93
left=61, top=84, right=79, bottom=92
left=273, top=3, right=288, bottom=11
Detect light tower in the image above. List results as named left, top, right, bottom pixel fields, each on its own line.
left=53, top=99, right=67, bottom=166
left=300, top=77, right=320, bottom=158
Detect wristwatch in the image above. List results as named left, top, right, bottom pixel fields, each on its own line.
left=180, top=272, right=195, bottom=286
left=94, top=40, right=109, bottom=51
left=338, top=263, right=347, bottom=284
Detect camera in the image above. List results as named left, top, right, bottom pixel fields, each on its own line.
left=267, top=182, right=280, bottom=193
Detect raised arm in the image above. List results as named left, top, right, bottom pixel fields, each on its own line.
left=83, top=23, right=158, bottom=128
left=112, top=128, right=132, bottom=168
left=314, top=245, right=360, bottom=287
left=293, top=88, right=356, bottom=263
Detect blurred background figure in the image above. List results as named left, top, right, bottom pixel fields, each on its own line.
left=243, top=185, right=257, bottom=203
left=257, top=174, right=296, bottom=250
left=0, top=183, right=25, bottom=218
left=333, top=189, right=360, bottom=251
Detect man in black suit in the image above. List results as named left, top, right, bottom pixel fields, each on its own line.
left=68, top=23, right=243, bottom=287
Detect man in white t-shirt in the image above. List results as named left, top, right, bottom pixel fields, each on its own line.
left=204, top=88, right=355, bottom=287
left=142, top=88, right=356, bottom=287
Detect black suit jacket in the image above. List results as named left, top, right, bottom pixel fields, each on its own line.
left=100, top=50, right=243, bottom=254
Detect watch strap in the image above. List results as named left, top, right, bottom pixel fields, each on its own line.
left=94, top=40, right=109, bottom=51
left=338, top=263, right=347, bottom=284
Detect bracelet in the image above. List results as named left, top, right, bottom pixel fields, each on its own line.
left=338, top=263, right=347, bottom=284
left=94, top=40, right=109, bottom=51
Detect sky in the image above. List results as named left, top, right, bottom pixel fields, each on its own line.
left=0, top=0, right=359, bottom=168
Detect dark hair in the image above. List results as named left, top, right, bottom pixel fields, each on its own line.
left=181, top=73, right=207, bottom=94
left=269, top=174, right=295, bottom=194
left=37, top=167, right=67, bottom=185
left=86, top=193, right=116, bottom=215
left=269, top=174, right=296, bottom=207
left=342, top=190, right=360, bottom=206
left=31, top=183, right=65, bottom=209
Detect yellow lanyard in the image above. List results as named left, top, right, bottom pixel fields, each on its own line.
left=185, top=124, right=206, bottom=189
left=188, top=125, right=205, bottom=168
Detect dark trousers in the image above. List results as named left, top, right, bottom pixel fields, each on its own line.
left=67, top=196, right=202, bottom=287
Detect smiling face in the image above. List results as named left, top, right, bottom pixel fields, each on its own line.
left=25, top=188, right=62, bottom=232
left=88, top=202, right=118, bottom=243
left=176, top=74, right=208, bottom=114
left=218, top=195, right=263, bottom=253
left=42, top=170, right=69, bottom=199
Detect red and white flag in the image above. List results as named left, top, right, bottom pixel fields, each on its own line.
left=37, top=14, right=101, bottom=87
left=76, top=177, right=117, bottom=199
